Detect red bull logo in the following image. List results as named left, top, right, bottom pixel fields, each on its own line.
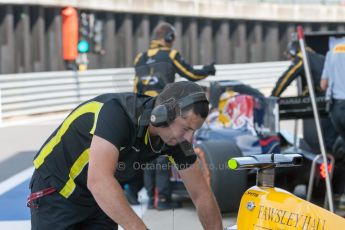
left=224, top=95, right=255, bottom=132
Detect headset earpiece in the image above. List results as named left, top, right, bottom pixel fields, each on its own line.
left=164, top=26, right=176, bottom=43
left=150, top=99, right=177, bottom=127
left=287, top=41, right=299, bottom=57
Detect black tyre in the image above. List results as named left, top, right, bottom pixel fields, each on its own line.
left=194, top=140, right=246, bottom=212
left=303, top=118, right=339, bottom=153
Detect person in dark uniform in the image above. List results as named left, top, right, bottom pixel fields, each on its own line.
left=271, top=40, right=338, bottom=153
left=271, top=40, right=325, bottom=97
left=133, top=22, right=216, bottom=97
left=129, top=22, right=216, bottom=210
left=320, top=37, right=345, bottom=209
left=28, top=81, right=223, bottom=230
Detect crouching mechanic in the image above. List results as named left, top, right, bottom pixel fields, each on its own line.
left=28, top=81, right=223, bottom=230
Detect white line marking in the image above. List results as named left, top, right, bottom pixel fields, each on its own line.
left=0, top=114, right=66, bottom=128
left=0, top=167, right=148, bottom=229
left=0, top=167, right=34, bottom=196
left=0, top=220, right=30, bottom=229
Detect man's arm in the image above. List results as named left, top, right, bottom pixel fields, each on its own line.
left=320, top=51, right=332, bottom=91
left=87, top=135, right=147, bottom=230
left=178, top=159, right=223, bottom=230
left=320, top=52, right=330, bottom=92
left=169, top=50, right=215, bottom=81
left=320, top=78, right=329, bottom=91
left=271, top=58, right=303, bottom=97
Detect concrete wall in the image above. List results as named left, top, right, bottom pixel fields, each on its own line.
left=0, top=1, right=344, bottom=73
left=1, top=0, right=345, bottom=22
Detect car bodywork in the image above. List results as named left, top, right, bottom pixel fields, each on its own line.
left=228, top=153, right=345, bottom=230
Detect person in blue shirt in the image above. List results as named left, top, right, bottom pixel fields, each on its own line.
left=320, top=37, right=345, bottom=210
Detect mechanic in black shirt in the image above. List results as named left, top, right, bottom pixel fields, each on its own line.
left=271, top=40, right=325, bottom=97
left=133, top=22, right=216, bottom=97
left=28, top=81, right=223, bottom=230
left=130, top=22, right=216, bottom=210
left=271, top=40, right=338, bottom=153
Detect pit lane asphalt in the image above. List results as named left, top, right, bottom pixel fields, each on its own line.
left=0, top=116, right=236, bottom=229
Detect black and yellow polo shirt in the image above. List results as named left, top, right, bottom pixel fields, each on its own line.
left=133, top=40, right=210, bottom=96
left=33, top=93, right=196, bottom=205
left=271, top=50, right=324, bottom=97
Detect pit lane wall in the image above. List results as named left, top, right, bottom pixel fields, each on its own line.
left=0, top=0, right=344, bottom=74
left=0, top=61, right=294, bottom=123
left=2, top=0, right=345, bottom=22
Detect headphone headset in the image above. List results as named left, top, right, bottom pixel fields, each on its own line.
left=164, top=25, right=176, bottom=43
left=287, top=41, right=299, bottom=57
left=150, top=92, right=208, bottom=127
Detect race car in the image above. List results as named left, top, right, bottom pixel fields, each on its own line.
left=179, top=79, right=345, bottom=213
left=190, top=81, right=294, bottom=211
left=170, top=32, right=345, bottom=213
left=169, top=80, right=307, bottom=212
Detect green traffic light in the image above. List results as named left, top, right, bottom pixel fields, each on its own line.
left=78, top=40, right=89, bottom=53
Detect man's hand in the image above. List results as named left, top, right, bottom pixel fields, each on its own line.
left=203, top=62, right=216, bottom=75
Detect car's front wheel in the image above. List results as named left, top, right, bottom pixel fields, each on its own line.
left=194, top=140, right=247, bottom=212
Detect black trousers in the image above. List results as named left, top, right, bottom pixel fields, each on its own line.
left=330, top=100, right=345, bottom=194
left=144, top=155, right=171, bottom=199
left=330, top=100, right=345, bottom=142
left=30, top=171, right=118, bottom=230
